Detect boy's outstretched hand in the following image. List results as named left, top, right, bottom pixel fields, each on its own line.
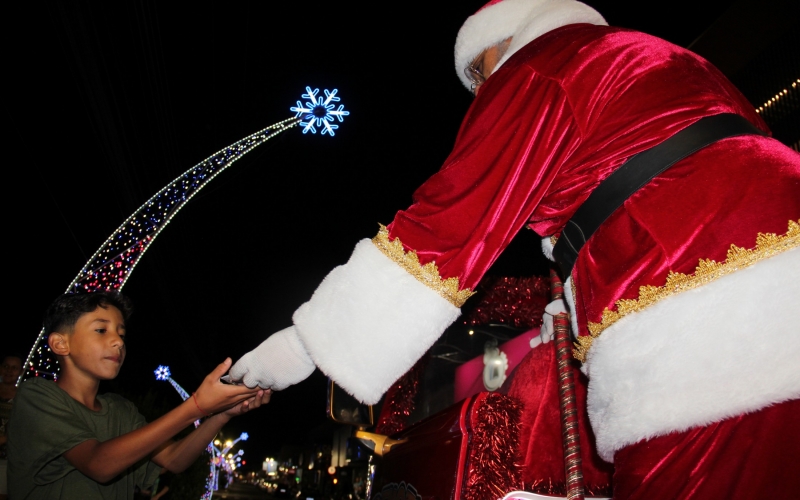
left=222, top=388, right=271, bottom=417
left=193, top=358, right=263, bottom=418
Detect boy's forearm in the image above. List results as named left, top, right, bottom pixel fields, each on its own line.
left=152, top=412, right=230, bottom=473
left=157, top=388, right=271, bottom=471
left=63, top=358, right=259, bottom=483
left=63, top=398, right=202, bottom=483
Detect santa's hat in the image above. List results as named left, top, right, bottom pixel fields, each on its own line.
left=454, top=0, right=607, bottom=90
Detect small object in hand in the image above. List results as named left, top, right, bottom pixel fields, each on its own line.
left=219, top=375, right=240, bottom=385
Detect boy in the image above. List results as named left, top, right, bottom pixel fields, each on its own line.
left=7, top=292, right=268, bottom=499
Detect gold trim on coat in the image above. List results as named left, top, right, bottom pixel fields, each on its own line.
left=372, top=225, right=475, bottom=308
left=574, top=220, right=800, bottom=362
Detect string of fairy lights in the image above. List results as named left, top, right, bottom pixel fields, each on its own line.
left=20, top=88, right=349, bottom=383
left=755, top=78, right=798, bottom=114
left=21, top=116, right=299, bottom=381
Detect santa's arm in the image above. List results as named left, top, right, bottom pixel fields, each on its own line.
left=228, top=234, right=462, bottom=404
left=231, top=72, right=580, bottom=403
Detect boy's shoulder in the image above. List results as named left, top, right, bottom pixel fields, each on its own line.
left=16, top=377, right=65, bottom=402
left=12, top=378, right=84, bottom=425
left=10, top=379, right=147, bottom=459
left=8, top=381, right=157, bottom=499
left=15, top=378, right=138, bottom=419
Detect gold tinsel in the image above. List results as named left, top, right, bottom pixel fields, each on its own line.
left=372, top=224, right=475, bottom=307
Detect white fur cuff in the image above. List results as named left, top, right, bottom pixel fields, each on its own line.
left=585, top=245, right=800, bottom=461
left=541, top=236, right=556, bottom=261
left=293, top=239, right=461, bottom=405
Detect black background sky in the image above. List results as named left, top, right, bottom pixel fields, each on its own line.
left=5, top=0, right=741, bottom=470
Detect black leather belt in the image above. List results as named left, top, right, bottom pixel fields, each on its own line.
left=552, top=113, right=766, bottom=277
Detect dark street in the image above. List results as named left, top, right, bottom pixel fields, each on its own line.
left=212, top=481, right=272, bottom=500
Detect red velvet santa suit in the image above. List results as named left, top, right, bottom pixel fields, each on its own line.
left=387, top=22, right=800, bottom=498
left=231, top=2, right=800, bottom=498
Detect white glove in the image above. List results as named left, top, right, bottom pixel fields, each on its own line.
left=229, top=326, right=316, bottom=390
left=532, top=298, right=569, bottom=348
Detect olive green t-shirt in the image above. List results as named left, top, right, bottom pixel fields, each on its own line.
left=7, top=378, right=159, bottom=499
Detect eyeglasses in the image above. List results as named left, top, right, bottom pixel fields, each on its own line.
left=464, top=52, right=487, bottom=94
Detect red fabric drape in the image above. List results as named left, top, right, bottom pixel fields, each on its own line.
left=613, top=398, right=800, bottom=499
left=508, top=345, right=613, bottom=496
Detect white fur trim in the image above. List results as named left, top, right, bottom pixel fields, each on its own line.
left=455, top=0, right=607, bottom=90
left=541, top=236, right=556, bottom=261
left=563, top=275, right=580, bottom=335
left=293, top=239, right=461, bottom=405
left=584, top=246, right=800, bottom=462
left=542, top=237, right=580, bottom=334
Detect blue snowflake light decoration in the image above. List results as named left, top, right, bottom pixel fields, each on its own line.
left=155, top=365, right=171, bottom=381
left=153, top=364, right=191, bottom=403
left=240, top=432, right=249, bottom=441
left=290, top=86, right=350, bottom=136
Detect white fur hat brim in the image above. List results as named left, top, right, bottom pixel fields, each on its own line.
left=454, top=0, right=607, bottom=90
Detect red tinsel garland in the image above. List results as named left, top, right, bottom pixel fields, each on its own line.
left=375, top=357, right=427, bottom=436
left=527, top=478, right=612, bottom=497
left=463, top=276, right=550, bottom=329
left=464, top=393, right=524, bottom=500
left=375, top=275, right=547, bottom=437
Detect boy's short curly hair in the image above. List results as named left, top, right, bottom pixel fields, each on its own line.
left=43, top=292, right=133, bottom=335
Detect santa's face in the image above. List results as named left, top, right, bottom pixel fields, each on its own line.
left=470, top=37, right=512, bottom=95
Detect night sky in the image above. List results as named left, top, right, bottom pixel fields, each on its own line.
left=6, top=0, right=741, bottom=470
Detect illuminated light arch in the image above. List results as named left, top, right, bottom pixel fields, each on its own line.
left=22, top=87, right=349, bottom=382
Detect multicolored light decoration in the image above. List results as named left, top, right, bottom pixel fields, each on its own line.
left=290, top=87, right=350, bottom=136
left=155, top=364, right=253, bottom=498
left=22, top=87, right=351, bottom=383
left=210, top=432, right=250, bottom=491
left=154, top=365, right=212, bottom=498
left=154, top=365, right=200, bottom=427
left=70, top=116, right=301, bottom=296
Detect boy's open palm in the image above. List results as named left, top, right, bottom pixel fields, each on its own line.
left=194, top=358, right=261, bottom=416
left=223, top=388, right=271, bottom=417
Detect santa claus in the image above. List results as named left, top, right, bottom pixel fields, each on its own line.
left=231, top=0, right=800, bottom=497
